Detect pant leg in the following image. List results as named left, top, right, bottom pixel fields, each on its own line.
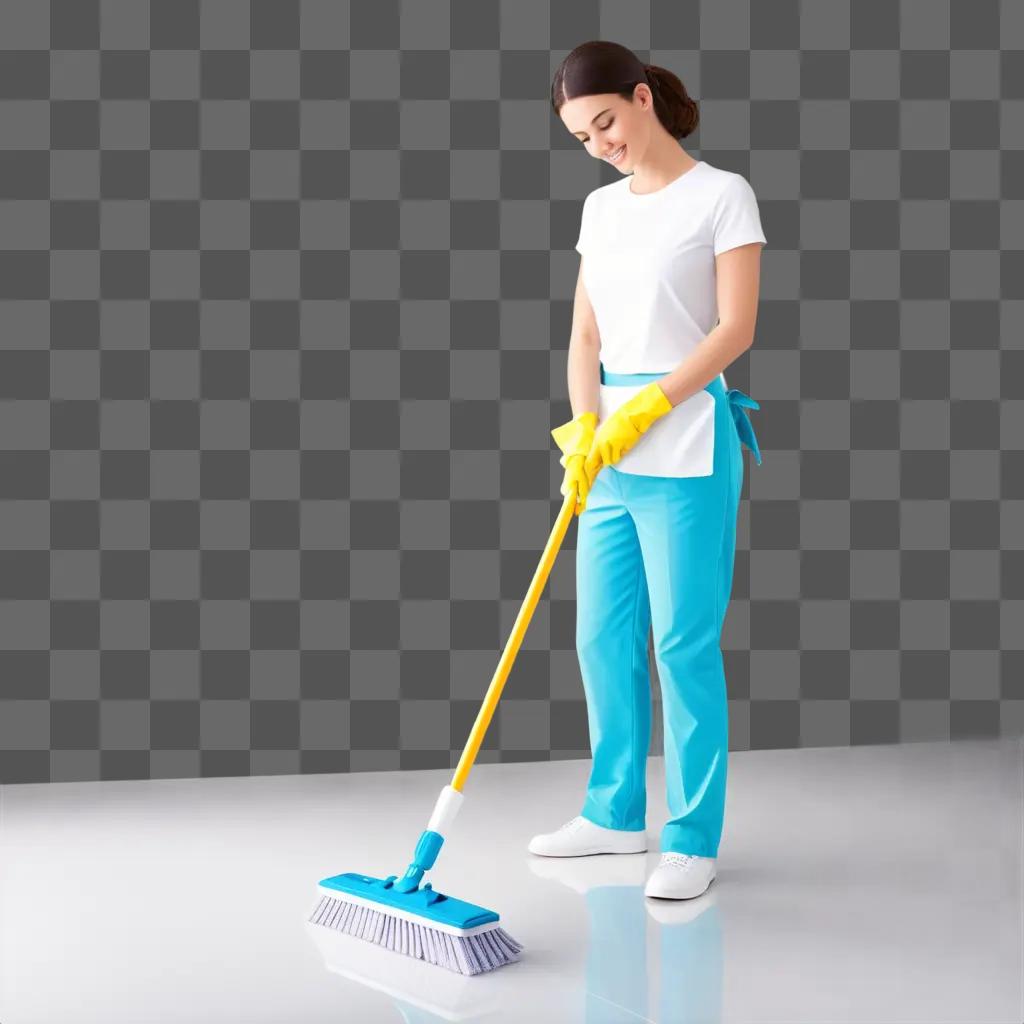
left=621, top=391, right=743, bottom=857
left=575, top=466, right=652, bottom=832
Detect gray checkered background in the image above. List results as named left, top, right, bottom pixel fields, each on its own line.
left=1, top=0, right=1023, bottom=785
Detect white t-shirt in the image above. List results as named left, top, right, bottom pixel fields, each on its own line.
left=574, top=160, right=767, bottom=478
left=575, top=160, right=767, bottom=374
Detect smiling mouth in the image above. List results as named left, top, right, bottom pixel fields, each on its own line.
left=607, top=145, right=626, bottom=164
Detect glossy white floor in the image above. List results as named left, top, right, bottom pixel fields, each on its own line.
left=2, top=736, right=1021, bottom=1024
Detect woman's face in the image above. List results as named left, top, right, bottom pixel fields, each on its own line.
left=560, top=86, right=653, bottom=172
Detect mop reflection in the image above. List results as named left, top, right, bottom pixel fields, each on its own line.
left=528, top=853, right=723, bottom=1024
left=305, top=917, right=505, bottom=1021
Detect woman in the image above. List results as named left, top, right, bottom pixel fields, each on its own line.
left=528, top=41, right=766, bottom=901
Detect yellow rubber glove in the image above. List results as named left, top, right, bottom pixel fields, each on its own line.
left=551, top=410, right=598, bottom=514
left=584, top=382, right=673, bottom=486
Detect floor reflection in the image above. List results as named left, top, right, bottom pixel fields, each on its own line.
left=309, top=852, right=725, bottom=1023
left=532, top=854, right=722, bottom=1024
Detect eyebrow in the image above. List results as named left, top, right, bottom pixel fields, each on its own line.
left=571, top=107, right=613, bottom=138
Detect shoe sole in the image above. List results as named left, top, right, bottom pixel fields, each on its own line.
left=528, top=841, right=648, bottom=857
left=644, top=874, right=716, bottom=900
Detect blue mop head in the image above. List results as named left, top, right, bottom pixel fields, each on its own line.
left=309, top=871, right=523, bottom=976
left=309, top=830, right=522, bottom=976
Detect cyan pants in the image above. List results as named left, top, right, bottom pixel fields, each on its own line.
left=576, top=366, right=762, bottom=858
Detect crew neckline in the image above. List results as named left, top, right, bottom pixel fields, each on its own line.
left=626, top=160, right=704, bottom=197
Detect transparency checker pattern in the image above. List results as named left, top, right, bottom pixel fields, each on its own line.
left=1, top=0, right=1023, bottom=785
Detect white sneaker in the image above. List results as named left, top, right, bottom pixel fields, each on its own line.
left=644, top=852, right=716, bottom=900
left=527, top=815, right=648, bottom=857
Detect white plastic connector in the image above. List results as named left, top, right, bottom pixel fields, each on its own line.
left=426, top=784, right=464, bottom=836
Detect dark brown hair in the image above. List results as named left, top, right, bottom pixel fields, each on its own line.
left=551, top=40, right=699, bottom=140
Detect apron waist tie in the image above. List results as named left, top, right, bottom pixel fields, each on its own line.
left=599, top=363, right=763, bottom=466
left=726, top=388, right=763, bottom=466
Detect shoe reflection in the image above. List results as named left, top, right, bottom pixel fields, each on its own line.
left=528, top=854, right=723, bottom=1024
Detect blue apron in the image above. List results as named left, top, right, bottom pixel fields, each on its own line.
left=575, top=365, right=761, bottom=857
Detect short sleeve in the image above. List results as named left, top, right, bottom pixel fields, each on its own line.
left=575, top=192, right=594, bottom=255
left=711, top=174, right=767, bottom=256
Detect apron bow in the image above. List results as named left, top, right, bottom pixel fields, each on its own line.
left=726, top=388, right=763, bottom=466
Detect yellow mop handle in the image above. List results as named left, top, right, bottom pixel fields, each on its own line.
left=450, top=492, right=578, bottom=792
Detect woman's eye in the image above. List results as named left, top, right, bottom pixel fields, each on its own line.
left=581, top=120, right=613, bottom=144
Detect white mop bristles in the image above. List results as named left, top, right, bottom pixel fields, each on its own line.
left=308, top=892, right=523, bottom=976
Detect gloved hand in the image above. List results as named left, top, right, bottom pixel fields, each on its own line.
left=584, top=382, right=673, bottom=486
left=551, top=410, right=598, bottom=515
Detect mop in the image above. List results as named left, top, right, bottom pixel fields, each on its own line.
left=308, top=491, right=579, bottom=975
